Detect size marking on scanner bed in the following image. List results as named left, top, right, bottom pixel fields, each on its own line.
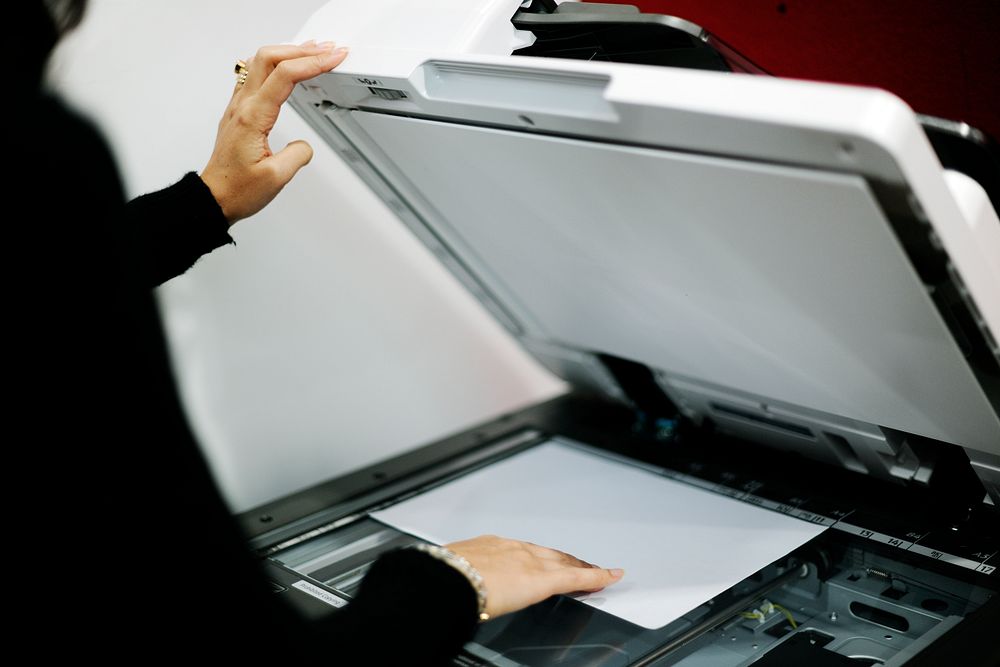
left=834, top=524, right=996, bottom=575
left=906, top=545, right=995, bottom=573
left=669, top=470, right=994, bottom=575
left=671, top=474, right=837, bottom=526
left=291, top=581, right=348, bottom=608
left=836, top=523, right=915, bottom=550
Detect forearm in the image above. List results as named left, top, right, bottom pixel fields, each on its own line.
left=123, top=172, right=232, bottom=287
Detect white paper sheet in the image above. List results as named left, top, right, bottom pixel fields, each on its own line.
left=371, top=439, right=827, bottom=629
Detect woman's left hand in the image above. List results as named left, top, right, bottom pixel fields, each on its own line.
left=201, top=41, right=348, bottom=225
left=446, top=535, right=624, bottom=619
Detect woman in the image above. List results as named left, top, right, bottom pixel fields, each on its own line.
left=13, top=1, right=622, bottom=662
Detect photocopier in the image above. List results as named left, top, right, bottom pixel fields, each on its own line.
left=238, top=2, right=1000, bottom=664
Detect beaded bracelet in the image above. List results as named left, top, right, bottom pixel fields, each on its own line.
left=414, top=543, right=490, bottom=622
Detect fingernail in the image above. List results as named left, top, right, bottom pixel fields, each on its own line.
left=610, top=568, right=625, bottom=578
left=318, top=41, right=337, bottom=50
left=300, top=39, right=316, bottom=47
left=331, top=46, right=349, bottom=56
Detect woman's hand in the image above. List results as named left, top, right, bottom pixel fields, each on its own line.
left=446, top=535, right=625, bottom=619
left=201, top=42, right=348, bottom=225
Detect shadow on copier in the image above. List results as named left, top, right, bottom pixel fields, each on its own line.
left=242, top=1, right=1000, bottom=665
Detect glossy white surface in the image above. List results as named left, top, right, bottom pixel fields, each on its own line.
left=296, top=0, right=999, bottom=352
left=351, top=111, right=1000, bottom=451
left=943, top=169, right=1000, bottom=340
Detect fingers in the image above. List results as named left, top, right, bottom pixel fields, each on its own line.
left=525, top=543, right=593, bottom=569
left=254, top=48, right=349, bottom=112
left=268, top=140, right=315, bottom=187
left=554, top=565, right=625, bottom=596
left=243, top=42, right=335, bottom=93
left=523, top=541, right=595, bottom=566
left=204, top=42, right=345, bottom=225
left=520, top=540, right=625, bottom=594
left=557, top=552, right=597, bottom=569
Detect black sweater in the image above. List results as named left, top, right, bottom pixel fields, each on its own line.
left=13, top=16, right=477, bottom=663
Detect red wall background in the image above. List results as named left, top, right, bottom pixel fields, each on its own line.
left=586, top=0, right=1000, bottom=141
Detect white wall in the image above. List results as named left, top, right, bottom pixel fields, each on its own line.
left=49, top=0, right=563, bottom=513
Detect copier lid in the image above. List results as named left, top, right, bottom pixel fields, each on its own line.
left=292, top=0, right=1000, bottom=456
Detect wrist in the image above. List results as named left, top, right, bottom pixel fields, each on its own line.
left=198, top=168, right=236, bottom=226
left=414, top=544, right=490, bottom=623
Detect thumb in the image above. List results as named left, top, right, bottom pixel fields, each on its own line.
left=268, top=139, right=314, bottom=187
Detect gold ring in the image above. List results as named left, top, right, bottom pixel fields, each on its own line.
left=234, top=59, right=249, bottom=86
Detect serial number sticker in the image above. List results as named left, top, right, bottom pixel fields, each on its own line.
left=292, top=580, right=349, bottom=608
left=368, top=86, right=408, bottom=100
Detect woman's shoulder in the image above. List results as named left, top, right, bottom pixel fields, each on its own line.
left=15, top=91, right=125, bottom=211
left=20, top=92, right=118, bottom=163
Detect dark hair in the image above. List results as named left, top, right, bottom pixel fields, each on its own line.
left=23, top=1, right=88, bottom=88
left=46, top=0, right=88, bottom=35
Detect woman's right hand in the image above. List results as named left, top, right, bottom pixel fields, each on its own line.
left=201, top=41, right=348, bottom=225
left=446, top=535, right=624, bottom=619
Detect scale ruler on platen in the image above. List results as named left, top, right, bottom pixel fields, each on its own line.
left=655, top=456, right=997, bottom=576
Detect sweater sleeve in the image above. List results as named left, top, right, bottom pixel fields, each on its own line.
left=19, top=88, right=479, bottom=665
left=305, top=548, right=480, bottom=665
left=123, top=172, right=233, bottom=287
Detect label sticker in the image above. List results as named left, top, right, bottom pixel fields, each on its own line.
left=292, top=580, right=348, bottom=608
left=368, top=86, right=408, bottom=101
